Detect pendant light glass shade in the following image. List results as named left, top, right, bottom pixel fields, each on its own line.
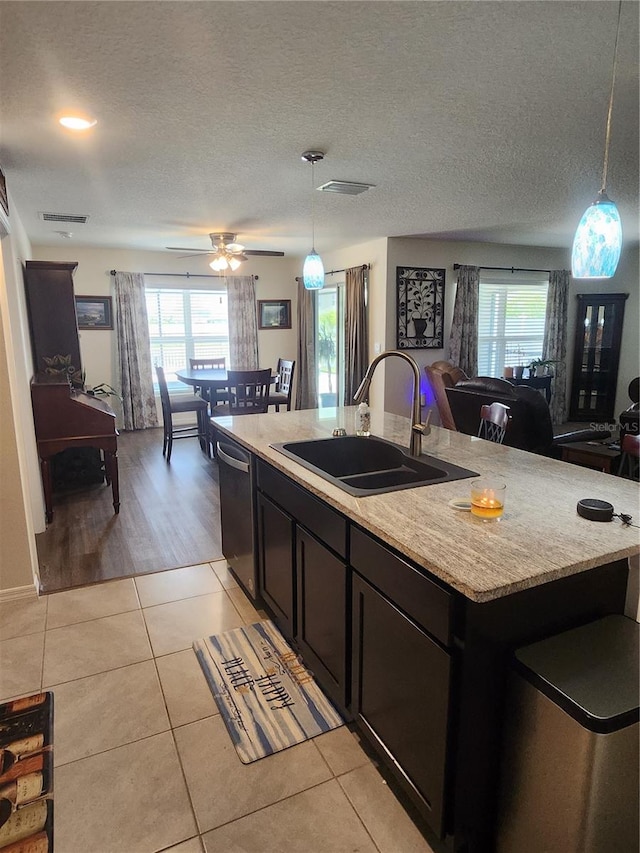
left=571, top=192, right=622, bottom=278
left=571, top=0, right=624, bottom=280
left=303, top=250, right=324, bottom=289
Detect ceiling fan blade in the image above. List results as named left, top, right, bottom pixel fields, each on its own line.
left=166, top=246, right=214, bottom=253
left=244, top=250, right=285, bottom=257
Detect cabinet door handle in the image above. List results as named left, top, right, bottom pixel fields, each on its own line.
left=217, top=442, right=250, bottom=473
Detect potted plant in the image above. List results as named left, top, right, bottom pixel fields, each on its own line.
left=528, top=358, right=559, bottom=377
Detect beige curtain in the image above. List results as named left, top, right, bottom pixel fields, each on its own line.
left=448, top=265, right=479, bottom=377
left=295, top=279, right=317, bottom=409
left=227, top=275, right=258, bottom=369
left=113, top=271, right=158, bottom=430
left=344, top=265, right=369, bottom=405
left=543, top=269, right=570, bottom=425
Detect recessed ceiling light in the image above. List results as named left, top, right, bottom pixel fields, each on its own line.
left=58, top=116, right=97, bottom=131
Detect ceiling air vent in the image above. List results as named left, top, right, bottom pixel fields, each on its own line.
left=317, top=181, right=375, bottom=196
left=39, top=212, right=90, bottom=224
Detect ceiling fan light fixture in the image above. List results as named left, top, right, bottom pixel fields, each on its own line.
left=210, top=256, right=228, bottom=271
left=301, top=150, right=325, bottom=291
left=571, top=0, right=624, bottom=280
left=228, top=256, right=242, bottom=271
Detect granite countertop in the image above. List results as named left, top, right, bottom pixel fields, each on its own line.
left=211, top=407, right=640, bottom=603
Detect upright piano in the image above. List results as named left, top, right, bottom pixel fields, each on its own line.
left=31, top=374, right=119, bottom=523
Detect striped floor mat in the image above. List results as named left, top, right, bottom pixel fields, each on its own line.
left=193, top=620, right=344, bottom=763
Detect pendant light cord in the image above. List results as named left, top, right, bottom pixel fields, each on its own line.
left=310, top=159, right=316, bottom=251
left=601, top=0, right=623, bottom=194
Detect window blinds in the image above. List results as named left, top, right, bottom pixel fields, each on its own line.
left=477, top=273, right=549, bottom=378
left=145, top=287, right=230, bottom=387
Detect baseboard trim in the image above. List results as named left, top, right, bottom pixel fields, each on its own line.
left=0, top=584, right=39, bottom=603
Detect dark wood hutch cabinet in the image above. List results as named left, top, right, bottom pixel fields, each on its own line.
left=569, top=292, right=628, bottom=422
left=23, top=260, right=82, bottom=380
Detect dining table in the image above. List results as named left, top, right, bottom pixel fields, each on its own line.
left=175, top=367, right=278, bottom=405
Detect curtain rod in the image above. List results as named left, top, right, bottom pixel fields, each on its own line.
left=453, top=263, right=551, bottom=274
left=109, top=270, right=259, bottom=280
left=295, top=263, right=369, bottom=283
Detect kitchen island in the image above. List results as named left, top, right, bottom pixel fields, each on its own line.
left=211, top=407, right=639, bottom=852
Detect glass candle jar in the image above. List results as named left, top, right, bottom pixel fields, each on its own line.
left=470, top=478, right=506, bottom=521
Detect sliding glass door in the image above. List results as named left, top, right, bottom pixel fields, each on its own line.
left=316, top=284, right=344, bottom=407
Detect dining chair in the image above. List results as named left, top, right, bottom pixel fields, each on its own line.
left=617, top=433, right=639, bottom=479
left=189, top=356, right=230, bottom=406
left=156, top=366, right=209, bottom=462
left=269, top=359, right=295, bottom=412
left=214, top=368, right=272, bottom=415
left=478, top=402, right=511, bottom=444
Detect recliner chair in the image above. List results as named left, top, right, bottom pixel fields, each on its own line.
left=445, top=377, right=610, bottom=457
left=424, top=361, right=469, bottom=430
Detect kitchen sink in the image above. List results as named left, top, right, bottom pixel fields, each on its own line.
left=271, top=435, right=478, bottom=496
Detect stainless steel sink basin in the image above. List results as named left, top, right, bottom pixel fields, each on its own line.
left=271, top=435, right=478, bottom=496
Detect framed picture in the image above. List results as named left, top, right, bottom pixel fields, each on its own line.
left=257, top=299, right=292, bottom=330
left=396, top=267, right=445, bottom=349
left=75, top=295, right=113, bottom=330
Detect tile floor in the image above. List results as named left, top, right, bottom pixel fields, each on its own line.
left=0, top=561, right=436, bottom=853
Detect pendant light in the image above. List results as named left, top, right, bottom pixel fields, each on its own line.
left=301, top=150, right=325, bottom=290
left=571, top=0, right=623, bottom=279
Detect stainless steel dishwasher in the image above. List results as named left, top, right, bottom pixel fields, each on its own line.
left=216, top=435, right=258, bottom=600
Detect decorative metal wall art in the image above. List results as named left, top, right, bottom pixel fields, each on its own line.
left=396, top=267, right=445, bottom=349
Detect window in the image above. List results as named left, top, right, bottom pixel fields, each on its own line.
left=146, top=287, right=229, bottom=390
left=477, top=273, right=549, bottom=377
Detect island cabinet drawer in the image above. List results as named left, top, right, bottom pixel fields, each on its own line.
left=256, top=460, right=347, bottom=559
left=350, top=526, right=452, bottom=647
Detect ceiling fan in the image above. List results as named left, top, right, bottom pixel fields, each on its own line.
left=166, top=233, right=284, bottom=271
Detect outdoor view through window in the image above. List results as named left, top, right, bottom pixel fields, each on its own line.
left=146, top=287, right=230, bottom=389
left=316, top=285, right=343, bottom=407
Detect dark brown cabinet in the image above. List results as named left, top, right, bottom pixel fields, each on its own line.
left=256, top=491, right=295, bottom=641
left=256, top=460, right=349, bottom=713
left=23, top=260, right=82, bottom=380
left=296, top=526, right=348, bottom=712
left=352, top=573, right=451, bottom=837
left=255, top=458, right=453, bottom=834
left=569, top=292, right=628, bottom=421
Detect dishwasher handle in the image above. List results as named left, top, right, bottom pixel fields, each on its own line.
left=217, top=441, right=251, bottom=473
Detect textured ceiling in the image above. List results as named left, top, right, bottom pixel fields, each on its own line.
left=1, top=1, right=638, bottom=258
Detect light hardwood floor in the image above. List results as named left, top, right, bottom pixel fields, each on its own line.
left=36, top=428, right=222, bottom=593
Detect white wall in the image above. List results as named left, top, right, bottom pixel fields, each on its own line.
left=383, top=238, right=639, bottom=423
left=0, top=197, right=41, bottom=592
left=32, top=244, right=300, bottom=419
